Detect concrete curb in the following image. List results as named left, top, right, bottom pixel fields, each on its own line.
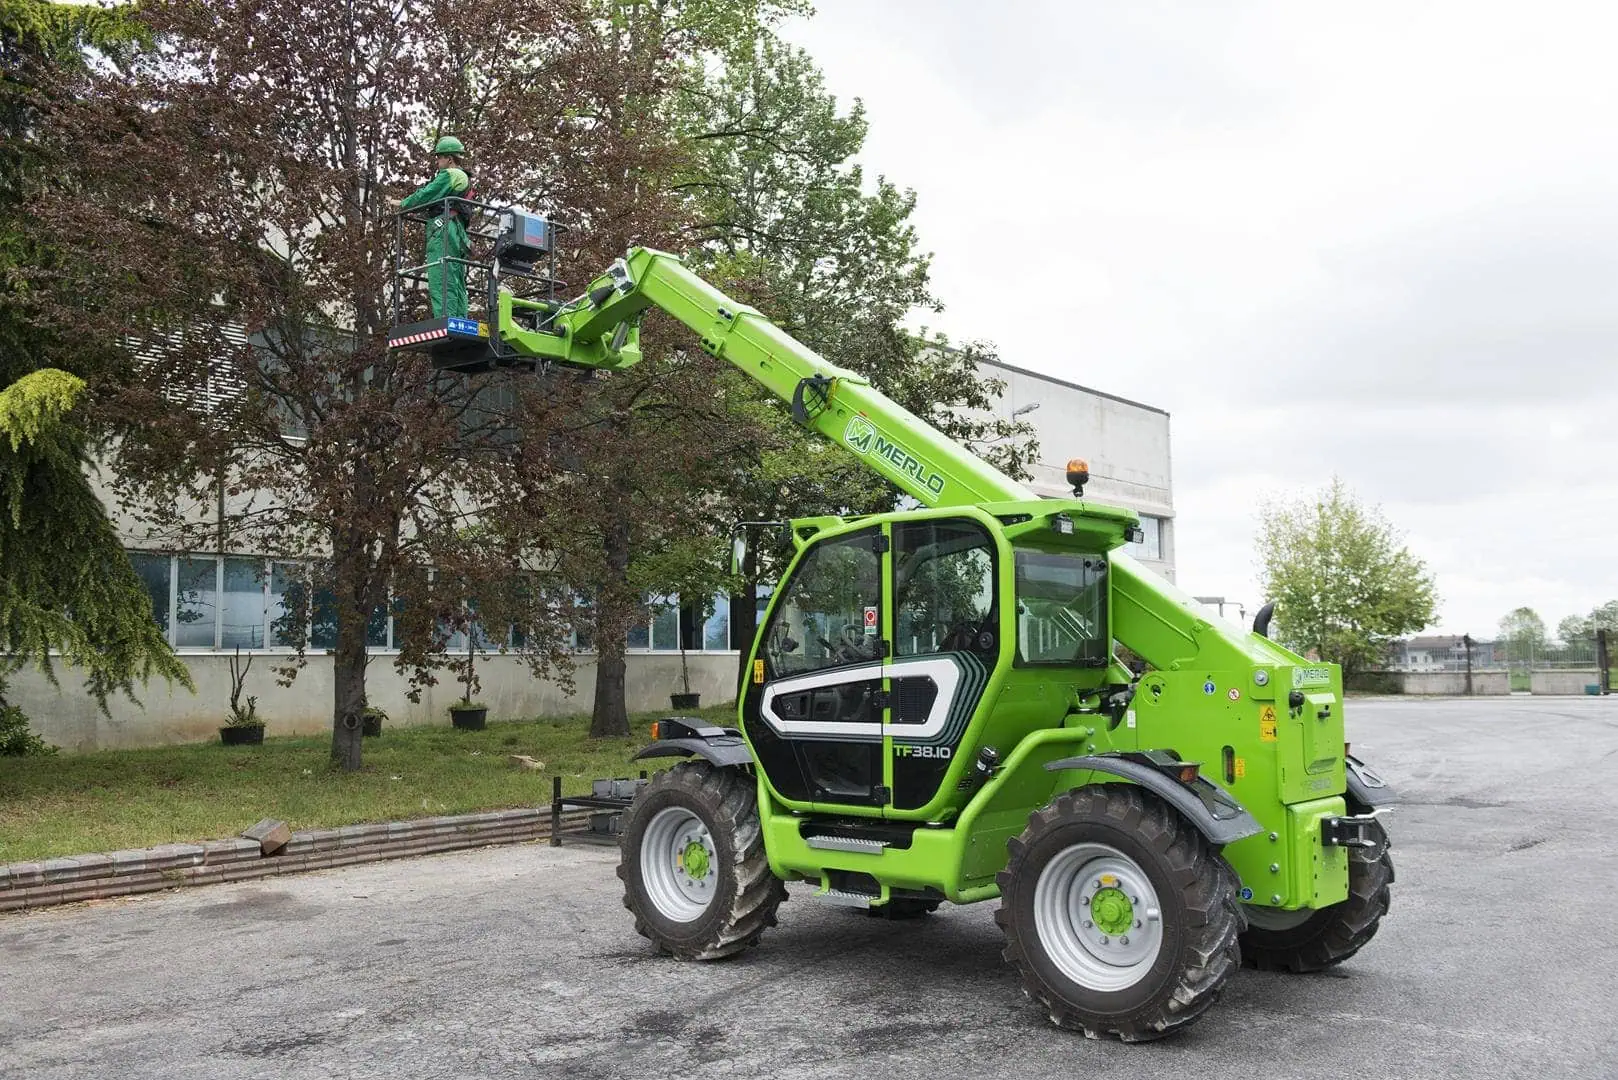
left=0, top=807, right=591, bottom=913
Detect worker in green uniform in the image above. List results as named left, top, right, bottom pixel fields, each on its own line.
left=397, top=136, right=472, bottom=318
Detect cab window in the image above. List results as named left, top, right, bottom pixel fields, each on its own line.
left=893, top=519, right=997, bottom=658
left=1015, top=550, right=1108, bottom=667
left=761, top=530, right=882, bottom=676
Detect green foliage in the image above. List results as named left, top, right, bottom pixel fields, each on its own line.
left=1257, top=477, right=1439, bottom=676
left=1557, top=600, right=1618, bottom=644
left=1498, top=607, right=1547, bottom=649
left=0, top=676, right=53, bottom=755
left=0, top=369, right=191, bottom=704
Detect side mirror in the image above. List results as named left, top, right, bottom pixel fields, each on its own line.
left=728, top=532, right=747, bottom=576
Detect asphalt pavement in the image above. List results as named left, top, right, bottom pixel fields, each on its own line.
left=2, top=696, right=1616, bottom=1080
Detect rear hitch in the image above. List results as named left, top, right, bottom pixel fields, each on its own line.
left=1322, top=809, right=1390, bottom=850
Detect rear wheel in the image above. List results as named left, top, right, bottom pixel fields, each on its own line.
left=1241, top=820, right=1393, bottom=972
left=617, top=761, right=786, bottom=960
left=996, top=785, right=1244, bottom=1042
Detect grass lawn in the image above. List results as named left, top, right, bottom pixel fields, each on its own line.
left=0, top=705, right=735, bottom=865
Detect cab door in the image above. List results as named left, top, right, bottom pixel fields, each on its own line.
left=744, top=526, right=890, bottom=809
left=886, top=517, right=1000, bottom=812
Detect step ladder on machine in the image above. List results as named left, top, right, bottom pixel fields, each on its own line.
left=385, top=197, right=568, bottom=372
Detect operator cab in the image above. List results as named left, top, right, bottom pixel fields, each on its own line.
left=386, top=201, right=567, bottom=373
left=740, top=501, right=1135, bottom=820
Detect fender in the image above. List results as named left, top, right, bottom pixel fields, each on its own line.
left=1345, top=753, right=1391, bottom=810
left=1046, top=751, right=1263, bottom=846
left=631, top=718, right=754, bottom=770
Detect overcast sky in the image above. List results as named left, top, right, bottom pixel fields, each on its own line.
left=781, top=0, right=1615, bottom=638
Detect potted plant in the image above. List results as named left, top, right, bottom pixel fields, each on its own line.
left=362, top=705, right=387, bottom=737
left=446, top=601, right=488, bottom=730
left=219, top=648, right=267, bottom=745
left=670, top=595, right=702, bottom=711
left=642, top=536, right=736, bottom=713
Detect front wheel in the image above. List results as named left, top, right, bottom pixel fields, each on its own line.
left=1240, top=820, right=1394, bottom=972
left=996, top=785, right=1244, bottom=1042
left=617, top=761, right=786, bottom=960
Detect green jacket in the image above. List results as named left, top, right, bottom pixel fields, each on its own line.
left=400, top=166, right=470, bottom=214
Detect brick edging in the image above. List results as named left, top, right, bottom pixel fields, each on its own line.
left=0, top=807, right=593, bottom=912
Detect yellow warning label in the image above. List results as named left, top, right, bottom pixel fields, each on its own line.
left=1260, top=719, right=1278, bottom=742
left=752, top=659, right=765, bottom=685
left=1260, top=705, right=1276, bottom=723
left=1234, top=757, right=1247, bottom=779
left=476, top=321, right=489, bottom=338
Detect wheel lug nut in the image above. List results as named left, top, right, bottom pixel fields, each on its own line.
left=1099, top=935, right=1109, bottom=945
left=1134, top=919, right=1142, bottom=928
left=1130, top=895, right=1139, bottom=904
left=1081, top=896, right=1090, bottom=906
left=1082, top=919, right=1092, bottom=928
left=1120, top=935, right=1129, bottom=945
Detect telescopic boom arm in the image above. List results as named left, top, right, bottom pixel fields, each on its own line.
left=498, top=246, right=1034, bottom=511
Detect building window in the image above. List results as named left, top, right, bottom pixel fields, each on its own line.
left=175, top=556, right=220, bottom=648
left=1125, top=515, right=1163, bottom=561
left=702, top=592, right=730, bottom=651
left=221, top=557, right=267, bottom=649
left=129, top=552, right=172, bottom=637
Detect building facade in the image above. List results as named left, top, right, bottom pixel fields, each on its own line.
left=980, top=358, right=1176, bottom=581
left=14, top=359, right=1174, bottom=750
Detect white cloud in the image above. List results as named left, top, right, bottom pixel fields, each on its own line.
left=783, top=0, right=1617, bottom=636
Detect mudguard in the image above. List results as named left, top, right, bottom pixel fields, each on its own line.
left=1046, top=752, right=1263, bottom=846
left=1345, top=753, right=1391, bottom=810
left=631, top=719, right=754, bottom=770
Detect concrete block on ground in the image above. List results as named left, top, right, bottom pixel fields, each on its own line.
left=7, top=863, right=44, bottom=888
left=241, top=819, right=292, bottom=856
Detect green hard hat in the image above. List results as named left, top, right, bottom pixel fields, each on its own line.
left=433, top=135, right=465, bottom=156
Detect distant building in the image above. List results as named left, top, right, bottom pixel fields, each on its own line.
left=1387, top=635, right=1498, bottom=672
left=981, top=358, right=1175, bottom=582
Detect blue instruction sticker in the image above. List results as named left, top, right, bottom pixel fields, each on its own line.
left=1240, top=887, right=1254, bottom=901
left=1203, top=680, right=1216, bottom=695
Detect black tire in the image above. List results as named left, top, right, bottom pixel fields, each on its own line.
left=995, top=784, right=1244, bottom=1042
left=617, top=760, right=786, bottom=960
left=863, top=898, right=942, bottom=919
left=1241, top=820, right=1394, bottom=972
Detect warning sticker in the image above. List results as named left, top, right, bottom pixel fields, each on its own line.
left=1234, top=757, right=1247, bottom=779
left=1226, top=687, right=1241, bottom=702
left=753, top=658, right=765, bottom=684
left=1259, top=704, right=1277, bottom=742
left=863, top=606, right=879, bottom=636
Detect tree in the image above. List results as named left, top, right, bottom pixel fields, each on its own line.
left=0, top=2, right=185, bottom=748
left=25, top=0, right=655, bottom=769
left=1499, top=607, right=1547, bottom=650
left=1256, top=477, right=1439, bottom=677
left=673, top=34, right=1038, bottom=683
left=1557, top=601, right=1618, bottom=644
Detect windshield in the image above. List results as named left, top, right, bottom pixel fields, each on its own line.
left=1014, top=550, right=1108, bottom=667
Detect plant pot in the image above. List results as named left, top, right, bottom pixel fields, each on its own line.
left=362, top=713, right=384, bottom=737
left=670, top=692, right=701, bottom=710
left=450, top=706, right=487, bottom=731
left=219, top=724, right=266, bottom=746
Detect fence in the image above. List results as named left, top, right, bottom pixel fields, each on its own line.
left=1360, top=630, right=1613, bottom=696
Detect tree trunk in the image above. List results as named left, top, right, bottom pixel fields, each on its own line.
left=331, top=584, right=368, bottom=770
left=590, top=514, right=633, bottom=738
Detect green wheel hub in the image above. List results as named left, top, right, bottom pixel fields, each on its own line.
left=681, top=839, right=711, bottom=880
left=1090, top=886, right=1134, bottom=936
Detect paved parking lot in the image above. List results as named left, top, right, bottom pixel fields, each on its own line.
left=2, top=696, right=1616, bottom=1080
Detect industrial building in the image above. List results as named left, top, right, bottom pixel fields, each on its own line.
left=16, top=361, right=1174, bottom=750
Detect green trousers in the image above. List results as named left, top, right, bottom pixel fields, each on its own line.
left=425, top=215, right=470, bottom=318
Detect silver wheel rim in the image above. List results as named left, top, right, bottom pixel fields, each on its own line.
left=640, top=806, right=717, bottom=923
left=1033, top=842, right=1164, bottom=991
left=1243, top=903, right=1314, bottom=931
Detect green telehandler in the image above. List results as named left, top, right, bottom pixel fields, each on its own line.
left=390, top=206, right=1394, bottom=1041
